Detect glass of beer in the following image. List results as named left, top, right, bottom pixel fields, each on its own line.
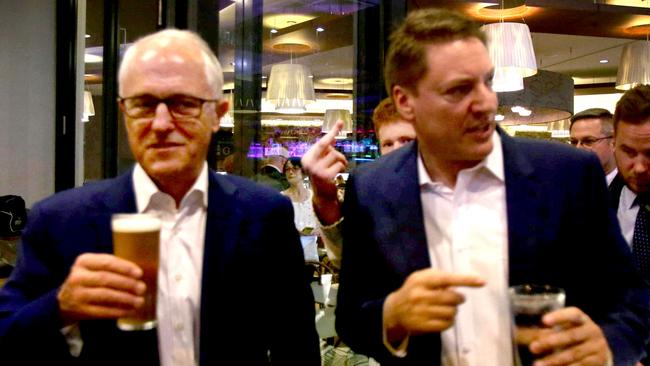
left=510, top=284, right=565, bottom=366
left=111, top=213, right=161, bottom=331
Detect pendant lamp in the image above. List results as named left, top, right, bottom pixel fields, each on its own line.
left=481, top=22, right=537, bottom=92
left=266, top=63, right=316, bottom=114
left=322, top=109, right=353, bottom=139
left=615, top=40, right=650, bottom=91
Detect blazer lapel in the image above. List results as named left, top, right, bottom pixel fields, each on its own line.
left=384, top=142, right=431, bottom=277
left=499, top=130, right=547, bottom=283
left=199, top=171, right=241, bottom=361
left=91, top=171, right=138, bottom=253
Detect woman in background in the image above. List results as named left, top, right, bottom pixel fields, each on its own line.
left=282, top=157, right=320, bottom=236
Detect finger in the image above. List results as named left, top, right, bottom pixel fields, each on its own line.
left=416, top=270, right=485, bottom=289
left=80, top=287, right=145, bottom=309
left=79, top=268, right=146, bottom=295
left=75, top=253, right=142, bottom=278
left=67, top=303, right=139, bottom=320
left=530, top=326, right=589, bottom=355
left=310, top=120, right=343, bottom=156
left=542, top=307, right=589, bottom=328
left=533, top=343, right=603, bottom=366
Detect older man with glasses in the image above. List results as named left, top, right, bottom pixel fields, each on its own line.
left=0, top=29, right=320, bottom=365
left=570, top=108, right=618, bottom=186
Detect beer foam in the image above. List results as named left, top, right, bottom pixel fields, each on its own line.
left=112, top=215, right=161, bottom=232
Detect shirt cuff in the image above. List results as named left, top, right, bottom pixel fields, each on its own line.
left=382, top=325, right=409, bottom=358
left=61, top=323, right=83, bottom=357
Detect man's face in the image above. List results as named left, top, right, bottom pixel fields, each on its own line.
left=569, top=118, right=615, bottom=172
left=394, top=38, right=497, bottom=167
left=614, top=119, right=650, bottom=194
left=120, top=42, right=227, bottom=186
left=377, top=120, right=416, bottom=155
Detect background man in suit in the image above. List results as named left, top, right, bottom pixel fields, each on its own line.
left=255, top=146, right=290, bottom=191
left=0, top=29, right=320, bottom=365
left=570, top=108, right=618, bottom=186
left=609, top=85, right=650, bottom=293
left=335, top=9, right=650, bottom=366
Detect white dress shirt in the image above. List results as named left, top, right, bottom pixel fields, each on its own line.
left=418, top=132, right=513, bottom=366
left=133, top=163, right=208, bottom=366
left=617, top=185, right=639, bottom=247
left=606, top=168, right=618, bottom=187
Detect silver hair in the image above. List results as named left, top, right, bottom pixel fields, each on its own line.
left=118, top=29, right=223, bottom=98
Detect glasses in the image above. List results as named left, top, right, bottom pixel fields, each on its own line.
left=118, top=94, right=219, bottom=120
left=569, top=136, right=612, bottom=148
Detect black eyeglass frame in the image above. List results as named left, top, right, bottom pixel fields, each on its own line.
left=117, top=95, right=220, bottom=120
left=569, top=136, right=613, bottom=148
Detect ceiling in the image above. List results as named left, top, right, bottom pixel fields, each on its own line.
left=84, top=0, right=650, bottom=95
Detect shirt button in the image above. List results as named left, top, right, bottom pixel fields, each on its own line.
left=175, top=274, right=183, bottom=282
left=174, top=323, right=184, bottom=331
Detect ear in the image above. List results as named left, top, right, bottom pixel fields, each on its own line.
left=211, top=99, right=230, bottom=132
left=392, top=85, right=416, bottom=123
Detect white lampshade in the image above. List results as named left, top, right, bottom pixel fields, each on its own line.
left=82, top=90, right=95, bottom=122
left=481, top=22, right=537, bottom=92
left=616, top=41, right=650, bottom=91
left=266, top=63, right=316, bottom=114
left=322, top=109, right=353, bottom=139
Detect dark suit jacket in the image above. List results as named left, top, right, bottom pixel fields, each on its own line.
left=336, top=130, right=650, bottom=366
left=255, top=165, right=290, bottom=191
left=0, top=170, right=320, bottom=365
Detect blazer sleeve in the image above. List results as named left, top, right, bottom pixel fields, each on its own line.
left=0, top=203, right=76, bottom=363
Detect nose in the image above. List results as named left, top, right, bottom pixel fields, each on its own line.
left=151, top=102, right=174, bottom=132
left=632, top=156, right=649, bottom=175
left=472, top=83, right=498, bottom=115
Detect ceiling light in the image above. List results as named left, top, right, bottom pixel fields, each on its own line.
left=266, top=63, right=316, bottom=114
left=270, top=28, right=278, bottom=34
left=599, top=59, right=609, bottom=64
left=316, top=27, right=324, bottom=32
left=85, top=34, right=91, bottom=39
left=84, top=53, right=103, bottom=63
left=319, top=77, right=353, bottom=85
left=322, top=109, right=353, bottom=139
left=495, top=114, right=505, bottom=122
left=481, top=22, right=537, bottom=92
left=616, top=41, right=650, bottom=90
left=82, top=91, right=95, bottom=123
left=263, top=14, right=316, bottom=30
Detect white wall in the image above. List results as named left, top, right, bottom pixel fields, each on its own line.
left=0, top=1, right=56, bottom=207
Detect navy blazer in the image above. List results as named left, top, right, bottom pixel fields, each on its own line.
left=0, top=170, right=320, bottom=365
left=336, top=130, right=650, bottom=366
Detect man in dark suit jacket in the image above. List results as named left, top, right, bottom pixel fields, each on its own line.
left=336, top=9, right=650, bottom=366
left=607, top=85, right=650, bottom=366
left=0, top=29, right=319, bottom=365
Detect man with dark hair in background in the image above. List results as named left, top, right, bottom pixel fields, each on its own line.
left=570, top=108, right=618, bottom=186
left=335, top=8, right=649, bottom=366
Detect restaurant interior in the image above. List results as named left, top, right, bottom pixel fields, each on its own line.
left=2, top=0, right=650, bottom=359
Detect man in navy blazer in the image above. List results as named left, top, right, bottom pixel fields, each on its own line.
left=336, top=9, right=650, bottom=366
left=0, top=29, right=320, bottom=365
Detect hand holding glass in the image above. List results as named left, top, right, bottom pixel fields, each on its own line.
left=111, top=214, right=161, bottom=331
left=510, top=284, right=565, bottom=366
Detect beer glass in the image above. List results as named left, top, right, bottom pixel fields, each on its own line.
left=510, top=284, right=565, bottom=366
left=111, top=213, right=161, bottom=331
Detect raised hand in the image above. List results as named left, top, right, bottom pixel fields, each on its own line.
left=301, top=120, right=348, bottom=225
